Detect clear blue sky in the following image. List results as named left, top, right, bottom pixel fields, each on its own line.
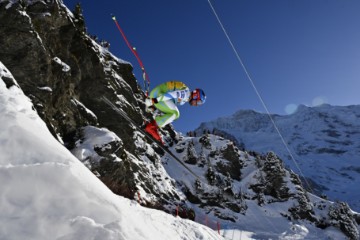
left=63, top=0, right=360, bottom=133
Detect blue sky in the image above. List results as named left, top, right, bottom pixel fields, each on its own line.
left=63, top=0, right=360, bottom=133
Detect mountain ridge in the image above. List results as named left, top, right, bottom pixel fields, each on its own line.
left=196, top=104, right=360, bottom=212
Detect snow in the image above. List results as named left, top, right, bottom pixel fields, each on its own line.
left=72, top=126, right=122, bottom=165
left=71, top=98, right=97, bottom=120
left=53, top=57, right=71, bottom=72
left=2, top=0, right=16, bottom=9
left=86, top=36, right=130, bottom=66
left=37, top=86, right=52, bottom=92
left=0, top=61, right=225, bottom=240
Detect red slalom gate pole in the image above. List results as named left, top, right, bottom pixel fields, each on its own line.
left=137, top=191, right=141, bottom=204
left=111, top=15, right=150, bottom=95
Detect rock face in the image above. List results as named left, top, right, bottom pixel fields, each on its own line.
left=1, top=1, right=359, bottom=238
left=0, top=0, right=181, bottom=210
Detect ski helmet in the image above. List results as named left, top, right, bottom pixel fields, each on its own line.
left=191, top=88, right=206, bottom=106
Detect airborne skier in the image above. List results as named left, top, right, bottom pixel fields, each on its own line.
left=144, top=81, right=206, bottom=142
left=111, top=17, right=207, bottom=144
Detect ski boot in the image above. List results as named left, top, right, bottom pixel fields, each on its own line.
left=144, top=120, right=164, bottom=144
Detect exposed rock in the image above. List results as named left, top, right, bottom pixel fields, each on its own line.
left=0, top=0, right=179, bottom=210
left=328, top=202, right=359, bottom=240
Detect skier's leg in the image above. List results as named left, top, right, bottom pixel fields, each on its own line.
left=146, top=83, right=169, bottom=113
left=154, top=100, right=179, bottom=128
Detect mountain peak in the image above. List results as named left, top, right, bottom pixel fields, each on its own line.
left=197, top=104, right=360, bottom=213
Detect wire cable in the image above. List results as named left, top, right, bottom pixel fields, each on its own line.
left=206, top=0, right=314, bottom=194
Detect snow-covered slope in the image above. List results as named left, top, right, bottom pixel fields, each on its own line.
left=0, top=62, right=224, bottom=240
left=196, top=104, right=360, bottom=211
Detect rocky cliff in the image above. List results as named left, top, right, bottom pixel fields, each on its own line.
left=0, top=0, right=181, bottom=208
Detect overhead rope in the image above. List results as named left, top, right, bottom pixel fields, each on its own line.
left=111, top=15, right=150, bottom=96
left=206, top=3, right=304, bottom=235
left=206, top=0, right=314, bottom=195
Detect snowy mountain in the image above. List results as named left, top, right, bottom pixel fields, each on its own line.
left=1, top=1, right=359, bottom=239
left=195, top=104, right=360, bottom=212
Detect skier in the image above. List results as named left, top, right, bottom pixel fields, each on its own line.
left=144, top=81, right=206, bottom=142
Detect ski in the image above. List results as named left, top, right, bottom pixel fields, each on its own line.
left=101, top=96, right=200, bottom=179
